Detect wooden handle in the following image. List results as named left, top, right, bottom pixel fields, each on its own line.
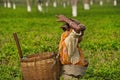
left=13, top=32, right=23, bottom=59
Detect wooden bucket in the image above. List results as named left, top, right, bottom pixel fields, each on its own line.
left=13, top=33, right=60, bottom=80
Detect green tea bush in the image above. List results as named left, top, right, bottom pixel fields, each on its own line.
left=0, top=5, right=120, bottom=80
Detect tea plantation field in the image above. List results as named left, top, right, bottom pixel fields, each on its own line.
left=0, top=5, right=120, bottom=80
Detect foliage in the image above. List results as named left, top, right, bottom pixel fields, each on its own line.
left=0, top=5, right=120, bottom=80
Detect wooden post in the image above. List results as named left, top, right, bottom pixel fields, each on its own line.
left=13, top=33, right=23, bottom=59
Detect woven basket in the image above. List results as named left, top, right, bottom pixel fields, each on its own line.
left=13, top=33, right=60, bottom=80
left=21, top=52, right=60, bottom=80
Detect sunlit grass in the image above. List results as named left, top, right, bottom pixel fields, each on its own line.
left=0, top=5, right=120, bottom=80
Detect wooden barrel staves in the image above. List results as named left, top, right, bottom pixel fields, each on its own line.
left=13, top=33, right=60, bottom=80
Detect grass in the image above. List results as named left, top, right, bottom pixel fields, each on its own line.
left=0, top=4, right=120, bottom=80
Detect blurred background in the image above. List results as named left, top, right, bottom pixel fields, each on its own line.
left=0, top=0, right=120, bottom=80
left=0, top=0, right=120, bottom=16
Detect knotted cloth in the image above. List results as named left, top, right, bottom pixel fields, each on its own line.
left=59, top=29, right=86, bottom=65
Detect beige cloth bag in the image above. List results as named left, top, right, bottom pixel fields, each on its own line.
left=64, top=30, right=82, bottom=64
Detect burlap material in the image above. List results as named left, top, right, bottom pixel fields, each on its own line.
left=62, top=64, right=87, bottom=80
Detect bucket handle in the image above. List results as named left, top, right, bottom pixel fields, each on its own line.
left=13, top=32, right=23, bottom=59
